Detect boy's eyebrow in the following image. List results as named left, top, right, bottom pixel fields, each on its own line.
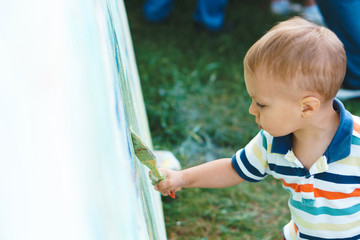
left=252, top=96, right=268, bottom=104
left=248, top=94, right=256, bottom=100
left=248, top=94, right=260, bottom=100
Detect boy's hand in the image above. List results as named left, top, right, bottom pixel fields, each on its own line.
left=150, top=168, right=183, bottom=197
left=150, top=158, right=243, bottom=194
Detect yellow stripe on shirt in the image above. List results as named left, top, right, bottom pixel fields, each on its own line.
left=293, top=211, right=360, bottom=231
left=337, top=156, right=360, bottom=167
left=251, top=143, right=268, bottom=169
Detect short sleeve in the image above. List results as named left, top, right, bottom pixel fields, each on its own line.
left=232, top=131, right=269, bottom=182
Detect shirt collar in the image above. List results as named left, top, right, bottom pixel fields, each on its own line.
left=271, top=98, right=353, bottom=163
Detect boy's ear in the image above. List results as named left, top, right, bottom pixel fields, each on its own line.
left=300, top=96, right=320, bottom=118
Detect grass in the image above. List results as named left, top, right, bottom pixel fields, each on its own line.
left=124, top=0, right=360, bottom=239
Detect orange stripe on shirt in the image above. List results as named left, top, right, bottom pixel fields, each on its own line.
left=354, top=121, right=360, bottom=135
left=281, top=179, right=360, bottom=200
left=314, top=188, right=360, bottom=200
left=294, top=222, right=298, bottom=234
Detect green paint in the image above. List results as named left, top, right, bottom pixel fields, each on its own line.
left=131, top=130, right=175, bottom=199
left=131, top=130, right=164, bottom=181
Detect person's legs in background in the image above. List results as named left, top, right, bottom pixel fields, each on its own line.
left=270, top=0, right=300, bottom=15
left=270, top=0, right=324, bottom=25
left=317, top=0, right=360, bottom=99
left=193, top=0, right=228, bottom=32
left=143, top=0, right=174, bottom=23
left=301, top=0, right=324, bottom=25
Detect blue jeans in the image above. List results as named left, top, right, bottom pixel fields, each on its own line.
left=143, top=0, right=228, bottom=30
left=317, top=0, right=360, bottom=89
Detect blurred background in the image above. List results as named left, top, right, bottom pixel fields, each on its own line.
left=124, top=0, right=360, bottom=239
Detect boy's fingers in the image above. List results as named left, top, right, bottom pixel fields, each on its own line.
left=151, top=169, right=180, bottom=196
left=149, top=171, right=160, bottom=185
left=155, top=181, right=167, bottom=191
left=163, top=190, right=170, bottom=196
left=154, top=181, right=173, bottom=195
left=156, top=189, right=170, bottom=196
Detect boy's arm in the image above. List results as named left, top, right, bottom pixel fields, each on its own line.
left=154, top=158, right=245, bottom=196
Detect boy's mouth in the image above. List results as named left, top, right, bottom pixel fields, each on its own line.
left=255, top=120, right=262, bottom=129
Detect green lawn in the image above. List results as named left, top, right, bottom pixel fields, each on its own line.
left=124, top=0, right=360, bottom=239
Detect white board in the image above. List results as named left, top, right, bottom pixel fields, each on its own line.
left=0, top=0, right=166, bottom=239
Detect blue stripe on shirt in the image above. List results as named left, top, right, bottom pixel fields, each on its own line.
left=239, top=149, right=267, bottom=179
left=232, top=151, right=266, bottom=182
left=269, top=163, right=307, bottom=177
left=299, top=232, right=360, bottom=240
left=268, top=163, right=360, bottom=184
left=352, top=135, right=360, bottom=145
left=289, top=197, right=360, bottom=216
left=232, top=155, right=260, bottom=182
left=315, top=172, right=360, bottom=184
left=260, top=130, right=268, bottom=151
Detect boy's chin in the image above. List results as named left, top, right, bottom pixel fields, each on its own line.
left=265, top=130, right=291, bottom=137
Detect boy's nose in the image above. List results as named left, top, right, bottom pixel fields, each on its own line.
left=248, top=102, right=257, bottom=116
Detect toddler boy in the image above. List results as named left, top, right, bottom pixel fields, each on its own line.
left=154, top=17, right=360, bottom=239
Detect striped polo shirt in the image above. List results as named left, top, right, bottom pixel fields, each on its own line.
left=232, top=99, right=360, bottom=239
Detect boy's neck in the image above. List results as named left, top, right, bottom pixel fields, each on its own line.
left=292, top=100, right=340, bottom=169
left=295, top=100, right=339, bottom=138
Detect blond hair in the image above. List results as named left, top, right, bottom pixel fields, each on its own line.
left=244, top=17, right=346, bottom=101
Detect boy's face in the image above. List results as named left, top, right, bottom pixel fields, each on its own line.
left=244, top=70, right=305, bottom=137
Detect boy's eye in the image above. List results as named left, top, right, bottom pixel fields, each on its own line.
left=256, top=102, right=265, bottom=108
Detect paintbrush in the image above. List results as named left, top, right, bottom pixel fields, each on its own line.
left=130, top=130, right=175, bottom=199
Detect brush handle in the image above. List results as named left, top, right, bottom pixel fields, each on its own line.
left=131, top=131, right=176, bottom=199
left=169, top=190, right=175, bottom=199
